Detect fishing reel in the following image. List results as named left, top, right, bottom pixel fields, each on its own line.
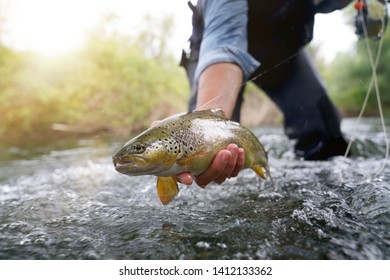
left=354, top=0, right=389, bottom=40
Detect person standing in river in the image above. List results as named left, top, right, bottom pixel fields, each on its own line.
left=176, top=0, right=353, bottom=187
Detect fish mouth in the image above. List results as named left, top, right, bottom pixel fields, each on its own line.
left=112, top=155, right=153, bottom=175
left=114, top=162, right=133, bottom=170
left=112, top=158, right=130, bottom=168
left=113, top=160, right=141, bottom=175
left=112, top=157, right=140, bottom=170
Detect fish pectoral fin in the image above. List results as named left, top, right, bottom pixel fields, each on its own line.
left=157, top=176, right=179, bottom=205
left=252, top=164, right=266, bottom=179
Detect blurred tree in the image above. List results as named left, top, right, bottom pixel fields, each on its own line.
left=136, top=14, right=176, bottom=63
left=0, top=14, right=188, bottom=144
left=325, top=19, right=390, bottom=116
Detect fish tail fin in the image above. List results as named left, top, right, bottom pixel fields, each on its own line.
left=252, top=164, right=266, bottom=179
left=157, top=176, right=179, bottom=205
left=265, top=165, right=274, bottom=185
left=252, top=164, right=274, bottom=184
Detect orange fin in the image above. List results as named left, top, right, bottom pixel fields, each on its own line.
left=252, top=164, right=274, bottom=184
left=252, top=164, right=266, bottom=179
left=157, top=176, right=179, bottom=205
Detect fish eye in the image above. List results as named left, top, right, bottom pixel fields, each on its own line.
left=129, top=143, right=145, bottom=153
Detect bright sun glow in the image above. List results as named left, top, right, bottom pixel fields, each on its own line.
left=1, top=0, right=191, bottom=56
left=1, top=0, right=357, bottom=60
left=2, top=0, right=104, bottom=55
left=314, top=10, right=357, bottom=62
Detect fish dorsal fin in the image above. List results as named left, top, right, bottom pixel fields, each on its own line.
left=193, top=108, right=229, bottom=119
left=210, top=108, right=228, bottom=118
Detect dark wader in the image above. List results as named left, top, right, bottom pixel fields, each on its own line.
left=180, top=0, right=349, bottom=160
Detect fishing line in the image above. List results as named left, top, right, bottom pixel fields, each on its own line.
left=362, top=16, right=388, bottom=178
left=343, top=6, right=388, bottom=181
left=195, top=95, right=225, bottom=111
left=243, top=3, right=389, bottom=181
left=196, top=2, right=389, bottom=182
left=195, top=51, right=300, bottom=112
left=246, top=52, right=299, bottom=84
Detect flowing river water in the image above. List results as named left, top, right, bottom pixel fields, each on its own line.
left=1, top=118, right=389, bottom=259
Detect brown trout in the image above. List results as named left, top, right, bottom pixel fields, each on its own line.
left=113, top=109, right=271, bottom=205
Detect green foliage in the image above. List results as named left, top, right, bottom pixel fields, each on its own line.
left=325, top=25, right=390, bottom=116
left=0, top=15, right=188, bottom=143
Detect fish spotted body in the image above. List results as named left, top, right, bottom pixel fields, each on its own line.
left=113, top=109, right=271, bottom=205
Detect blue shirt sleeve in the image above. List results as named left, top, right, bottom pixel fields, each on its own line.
left=195, top=0, right=261, bottom=83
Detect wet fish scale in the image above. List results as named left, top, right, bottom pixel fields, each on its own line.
left=113, top=109, right=271, bottom=205
left=169, top=121, right=201, bottom=155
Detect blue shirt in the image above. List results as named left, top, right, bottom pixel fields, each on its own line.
left=194, top=0, right=352, bottom=84
left=195, top=0, right=260, bottom=84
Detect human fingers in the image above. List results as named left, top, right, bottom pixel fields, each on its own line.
left=213, top=144, right=239, bottom=184
left=230, top=147, right=245, bottom=178
left=176, top=172, right=194, bottom=186
left=194, top=149, right=231, bottom=188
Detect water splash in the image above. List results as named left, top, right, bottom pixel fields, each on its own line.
left=0, top=123, right=389, bottom=259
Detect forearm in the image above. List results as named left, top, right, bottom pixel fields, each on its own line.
left=179, top=62, right=245, bottom=187
left=197, top=62, right=244, bottom=119
left=193, top=0, right=259, bottom=119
